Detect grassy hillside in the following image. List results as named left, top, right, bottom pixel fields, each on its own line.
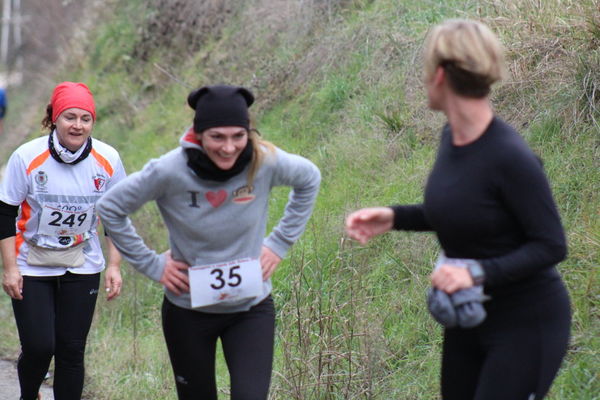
left=0, top=0, right=598, bottom=399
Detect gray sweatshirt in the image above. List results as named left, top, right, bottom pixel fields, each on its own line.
left=97, top=135, right=320, bottom=313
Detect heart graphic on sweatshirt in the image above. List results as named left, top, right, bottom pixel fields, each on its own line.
left=205, top=190, right=228, bottom=207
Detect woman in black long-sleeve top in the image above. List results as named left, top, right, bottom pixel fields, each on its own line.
left=346, top=19, right=570, bottom=400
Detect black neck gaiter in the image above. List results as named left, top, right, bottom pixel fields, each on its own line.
left=185, top=140, right=253, bottom=182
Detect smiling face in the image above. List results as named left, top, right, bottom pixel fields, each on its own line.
left=198, top=126, right=249, bottom=170
left=54, top=107, right=94, bottom=151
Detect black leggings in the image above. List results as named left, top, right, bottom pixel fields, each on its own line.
left=441, top=279, right=571, bottom=400
left=162, top=295, right=275, bottom=400
left=11, top=272, right=100, bottom=400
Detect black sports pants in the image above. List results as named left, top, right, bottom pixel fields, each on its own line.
left=11, top=272, right=100, bottom=400
left=441, top=279, right=571, bottom=400
left=162, top=295, right=275, bottom=400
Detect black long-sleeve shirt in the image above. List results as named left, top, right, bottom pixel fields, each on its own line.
left=392, top=117, right=566, bottom=298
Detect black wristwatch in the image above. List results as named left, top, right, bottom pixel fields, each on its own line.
left=465, top=260, right=485, bottom=286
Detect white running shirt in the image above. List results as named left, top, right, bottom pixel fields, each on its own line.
left=0, top=135, right=126, bottom=276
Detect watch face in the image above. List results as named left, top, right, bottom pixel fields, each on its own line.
left=467, top=262, right=484, bottom=285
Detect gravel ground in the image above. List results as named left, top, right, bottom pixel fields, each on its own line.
left=0, top=360, right=54, bottom=400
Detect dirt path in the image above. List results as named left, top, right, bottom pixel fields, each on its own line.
left=0, top=360, right=54, bottom=400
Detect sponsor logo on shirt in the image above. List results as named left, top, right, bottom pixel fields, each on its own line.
left=93, top=174, right=106, bottom=192
left=58, top=236, right=72, bottom=246
left=34, top=171, right=49, bottom=193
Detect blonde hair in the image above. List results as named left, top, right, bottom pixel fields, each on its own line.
left=422, top=19, right=506, bottom=97
left=247, top=128, right=275, bottom=186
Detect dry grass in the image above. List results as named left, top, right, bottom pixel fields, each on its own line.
left=133, top=0, right=239, bottom=62
left=479, top=0, right=599, bottom=128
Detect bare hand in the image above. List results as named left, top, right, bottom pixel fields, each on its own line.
left=260, top=246, right=282, bottom=281
left=104, top=266, right=122, bottom=301
left=345, top=207, right=394, bottom=244
left=2, top=268, right=23, bottom=300
left=430, top=264, right=474, bottom=294
left=160, top=250, right=190, bottom=295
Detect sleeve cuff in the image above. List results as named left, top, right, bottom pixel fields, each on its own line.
left=263, top=235, right=290, bottom=259
left=147, top=252, right=166, bottom=282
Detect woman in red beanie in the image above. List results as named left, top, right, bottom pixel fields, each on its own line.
left=0, top=82, right=127, bottom=400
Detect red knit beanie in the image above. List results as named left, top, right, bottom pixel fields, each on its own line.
left=50, top=82, right=96, bottom=122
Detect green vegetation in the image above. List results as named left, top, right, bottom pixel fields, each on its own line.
left=0, top=0, right=598, bottom=398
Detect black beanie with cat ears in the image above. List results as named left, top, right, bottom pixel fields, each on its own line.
left=187, top=85, right=255, bottom=133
